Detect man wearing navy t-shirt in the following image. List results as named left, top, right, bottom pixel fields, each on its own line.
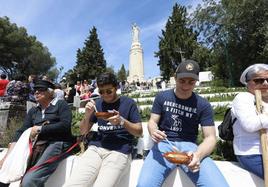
left=137, top=60, right=229, bottom=187
left=64, top=72, right=142, bottom=187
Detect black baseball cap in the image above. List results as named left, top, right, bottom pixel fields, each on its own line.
left=175, top=60, right=200, bottom=80
left=34, top=80, right=55, bottom=90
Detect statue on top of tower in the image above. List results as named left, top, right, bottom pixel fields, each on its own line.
left=132, top=23, right=140, bottom=43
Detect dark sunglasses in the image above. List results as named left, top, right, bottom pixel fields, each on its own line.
left=99, top=88, right=114, bottom=95
left=34, top=87, right=48, bottom=92
left=252, top=78, right=268, bottom=85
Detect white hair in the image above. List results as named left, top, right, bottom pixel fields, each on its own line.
left=240, top=64, right=268, bottom=85
left=47, top=88, right=55, bottom=98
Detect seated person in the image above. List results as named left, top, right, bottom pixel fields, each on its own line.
left=63, top=72, right=142, bottom=187
left=137, top=60, right=229, bottom=187
left=232, top=64, right=268, bottom=179
left=0, top=80, right=76, bottom=187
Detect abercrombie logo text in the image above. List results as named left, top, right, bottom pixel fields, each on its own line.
left=164, top=101, right=197, bottom=118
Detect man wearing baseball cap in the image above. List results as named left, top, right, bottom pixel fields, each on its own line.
left=137, top=60, right=229, bottom=187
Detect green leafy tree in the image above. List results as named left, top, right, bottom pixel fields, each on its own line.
left=0, top=16, right=56, bottom=79
left=46, top=67, right=60, bottom=82
left=192, top=0, right=268, bottom=86
left=63, top=69, right=78, bottom=85
left=22, top=40, right=57, bottom=80
left=192, top=45, right=212, bottom=71
left=106, top=65, right=115, bottom=75
left=74, top=26, right=106, bottom=81
left=155, top=3, right=199, bottom=81
left=117, top=64, right=127, bottom=82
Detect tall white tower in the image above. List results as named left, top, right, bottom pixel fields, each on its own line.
left=128, top=23, right=144, bottom=83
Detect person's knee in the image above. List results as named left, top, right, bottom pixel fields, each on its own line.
left=21, top=174, right=33, bottom=187
left=21, top=172, right=42, bottom=187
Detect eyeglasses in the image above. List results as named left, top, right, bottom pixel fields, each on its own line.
left=34, top=88, right=48, bottom=92
left=99, top=88, right=115, bottom=95
left=252, top=78, right=268, bottom=85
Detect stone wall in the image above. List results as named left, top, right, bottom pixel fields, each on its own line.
left=0, top=102, right=26, bottom=132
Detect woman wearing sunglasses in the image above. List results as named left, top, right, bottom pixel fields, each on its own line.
left=231, top=63, right=268, bottom=179
left=64, top=72, right=142, bottom=187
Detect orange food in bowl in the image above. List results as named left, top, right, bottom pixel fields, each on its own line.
left=163, top=151, right=192, bottom=164
left=95, top=112, right=116, bottom=120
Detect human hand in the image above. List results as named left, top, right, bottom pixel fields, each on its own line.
left=107, top=110, right=122, bottom=125
left=186, top=152, right=201, bottom=172
left=85, top=100, right=96, bottom=117
left=30, top=126, right=41, bottom=139
left=150, top=129, right=167, bottom=143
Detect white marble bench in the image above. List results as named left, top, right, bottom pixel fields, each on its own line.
left=47, top=156, right=264, bottom=187
left=0, top=150, right=263, bottom=187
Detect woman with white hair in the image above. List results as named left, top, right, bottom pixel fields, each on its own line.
left=231, top=63, right=268, bottom=179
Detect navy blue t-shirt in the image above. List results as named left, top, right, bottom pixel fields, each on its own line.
left=152, top=89, right=214, bottom=143
left=89, top=96, right=141, bottom=154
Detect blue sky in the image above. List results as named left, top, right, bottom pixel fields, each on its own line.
left=0, top=0, right=202, bottom=79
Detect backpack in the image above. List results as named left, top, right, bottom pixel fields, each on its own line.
left=218, top=108, right=237, bottom=141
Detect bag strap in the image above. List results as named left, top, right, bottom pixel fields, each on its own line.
left=26, top=141, right=79, bottom=173
left=20, top=139, right=80, bottom=184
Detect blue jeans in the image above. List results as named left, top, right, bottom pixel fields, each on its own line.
left=21, top=141, right=72, bottom=187
left=137, top=141, right=229, bottom=187
left=236, top=154, right=264, bottom=179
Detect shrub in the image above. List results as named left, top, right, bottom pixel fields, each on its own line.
left=128, top=91, right=158, bottom=98
left=136, top=99, right=153, bottom=105
left=197, top=130, right=236, bottom=161
left=195, top=87, right=245, bottom=94
left=0, top=117, right=24, bottom=147
left=212, top=140, right=236, bottom=161
left=139, top=107, right=151, bottom=122
left=71, top=111, right=84, bottom=136
left=205, top=93, right=236, bottom=102
left=127, top=87, right=245, bottom=99
left=214, top=105, right=229, bottom=121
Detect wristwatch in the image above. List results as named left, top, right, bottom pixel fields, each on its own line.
left=120, top=116, right=125, bottom=126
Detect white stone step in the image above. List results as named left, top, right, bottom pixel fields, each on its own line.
left=3, top=155, right=263, bottom=187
